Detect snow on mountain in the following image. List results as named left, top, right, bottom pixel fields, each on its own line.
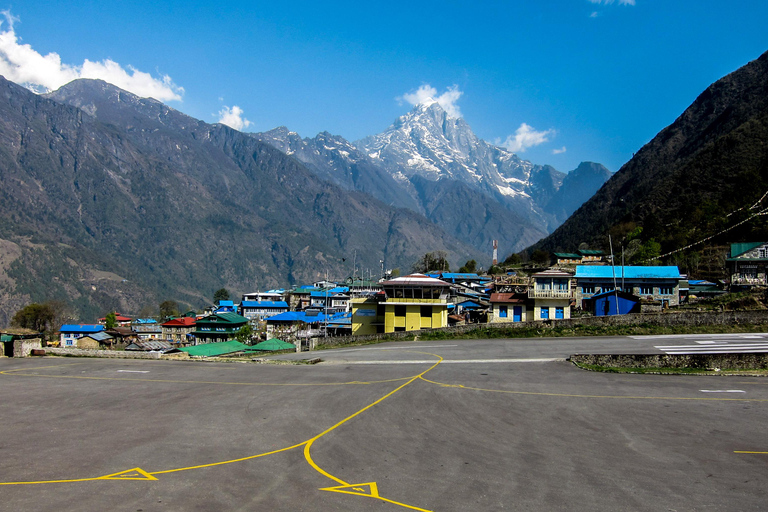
left=355, top=101, right=564, bottom=227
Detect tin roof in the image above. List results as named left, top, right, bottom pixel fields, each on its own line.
left=382, top=274, right=451, bottom=287
left=240, top=301, right=289, bottom=308
left=575, top=265, right=681, bottom=279
left=162, top=317, right=197, bottom=327
left=178, top=340, right=249, bottom=357
left=60, top=324, right=105, bottom=334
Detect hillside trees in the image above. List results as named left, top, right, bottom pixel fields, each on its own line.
left=412, top=252, right=450, bottom=273
left=11, top=303, right=56, bottom=333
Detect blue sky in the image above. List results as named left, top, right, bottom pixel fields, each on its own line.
left=2, top=1, right=767, bottom=172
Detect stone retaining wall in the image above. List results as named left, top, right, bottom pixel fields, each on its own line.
left=315, top=310, right=768, bottom=349
left=13, top=339, right=42, bottom=357
left=570, top=353, right=768, bottom=370
left=44, top=348, right=190, bottom=360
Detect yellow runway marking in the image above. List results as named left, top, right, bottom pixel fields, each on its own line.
left=419, top=376, right=768, bottom=401
left=1, top=354, right=443, bottom=511
left=734, top=451, right=768, bottom=454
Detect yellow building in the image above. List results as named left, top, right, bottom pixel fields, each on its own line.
left=351, top=274, right=451, bottom=334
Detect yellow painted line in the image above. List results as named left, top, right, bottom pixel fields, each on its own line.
left=734, top=451, right=768, bottom=454
left=1, top=353, right=443, bottom=510
left=0, top=371, right=411, bottom=387
left=419, top=376, right=768, bottom=401
left=304, top=353, right=442, bottom=511
left=0, top=362, right=86, bottom=374
left=151, top=442, right=307, bottom=475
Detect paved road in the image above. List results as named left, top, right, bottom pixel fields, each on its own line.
left=2, top=334, right=768, bottom=511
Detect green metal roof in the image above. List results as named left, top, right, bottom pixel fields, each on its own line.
left=246, top=338, right=296, bottom=352
left=729, top=242, right=765, bottom=259
left=578, top=249, right=605, bottom=256
left=554, top=253, right=581, bottom=258
left=178, top=340, right=249, bottom=357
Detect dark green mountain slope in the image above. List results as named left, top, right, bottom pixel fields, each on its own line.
left=527, top=50, right=768, bottom=265
left=0, top=77, right=483, bottom=323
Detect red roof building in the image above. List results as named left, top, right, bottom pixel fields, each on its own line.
left=161, top=317, right=197, bottom=345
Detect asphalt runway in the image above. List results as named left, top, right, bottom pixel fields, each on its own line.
left=2, top=335, right=768, bottom=511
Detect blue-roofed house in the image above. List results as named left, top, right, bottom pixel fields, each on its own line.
left=59, top=324, right=105, bottom=348
left=588, top=290, right=641, bottom=316
left=574, top=265, right=682, bottom=309
left=726, top=242, right=768, bottom=288
left=265, top=310, right=328, bottom=339
left=239, top=300, right=289, bottom=322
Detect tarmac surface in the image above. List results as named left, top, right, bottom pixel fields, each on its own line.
left=2, top=333, right=768, bottom=511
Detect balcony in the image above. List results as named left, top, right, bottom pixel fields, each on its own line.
left=528, top=289, right=572, bottom=299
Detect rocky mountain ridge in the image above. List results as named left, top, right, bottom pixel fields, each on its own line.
left=258, top=102, right=612, bottom=255
left=527, top=49, right=768, bottom=270
left=0, top=77, right=484, bottom=323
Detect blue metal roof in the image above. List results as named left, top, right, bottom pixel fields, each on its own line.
left=575, top=266, right=681, bottom=279
left=240, top=301, right=288, bottom=308
left=60, top=324, right=105, bottom=333
left=267, top=311, right=328, bottom=323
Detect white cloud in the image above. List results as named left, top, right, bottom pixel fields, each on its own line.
left=398, top=84, right=463, bottom=118
left=217, top=105, right=251, bottom=131
left=499, top=123, right=555, bottom=153
left=552, top=146, right=567, bottom=154
left=0, top=11, right=183, bottom=101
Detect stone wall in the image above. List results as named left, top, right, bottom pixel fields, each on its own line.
left=315, top=310, right=768, bottom=349
left=44, top=348, right=190, bottom=360
left=13, top=338, right=42, bottom=357
left=570, top=353, right=768, bottom=370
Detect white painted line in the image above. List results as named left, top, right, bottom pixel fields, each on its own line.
left=695, top=341, right=721, bottom=345
left=655, top=343, right=768, bottom=350
left=700, top=390, right=746, bottom=393
left=331, top=358, right=564, bottom=365
left=632, top=333, right=768, bottom=340
left=117, top=370, right=149, bottom=373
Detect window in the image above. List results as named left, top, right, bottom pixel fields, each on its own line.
left=555, top=307, right=564, bottom=319
left=420, top=306, right=432, bottom=318
left=659, top=287, right=673, bottom=295
left=640, top=286, right=653, bottom=295
left=582, top=285, right=595, bottom=294
left=540, top=307, right=549, bottom=319
left=499, top=305, right=508, bottom=318
left=394, top=305, right=406, bottom=317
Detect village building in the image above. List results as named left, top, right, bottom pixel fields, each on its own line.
left=161, top=316, right=197, bottom=345
left=97, top=314, right=132, bottom=327
left=726, top=242, right=768, bottom=288
left=528, top=269, right=573, bottom=320
left=488, top=292, right=528, bottom=323
left=351, top=274, right=451, bottom=335
left=59, top=324, right=105, bottom=348
left=191, top=312, right=249, bottom=345
left=239, top=300, right=290, bottom=322
left=574, top=265, right=682, bottom=308
left=132, top=321, right=163, bottom=341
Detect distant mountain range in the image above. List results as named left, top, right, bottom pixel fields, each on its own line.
left=528, top=49, right=768, bottom=271
left=257, top=101, right=612, bottom=255
left=0, top=78, right=486, bottom=323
